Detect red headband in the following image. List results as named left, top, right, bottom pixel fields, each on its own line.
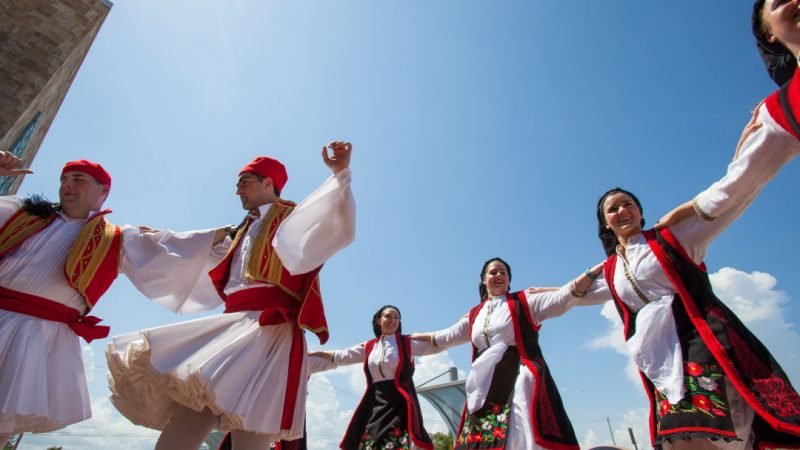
left=240, top=156, right=288, bottom=192
left=62, top=160, right=111, bottom=189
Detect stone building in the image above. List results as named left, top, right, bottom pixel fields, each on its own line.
left=0, top=0, right=112, bottom=194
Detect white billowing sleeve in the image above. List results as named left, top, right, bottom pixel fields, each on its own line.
left=580, top=277, right=614, bottom=306
left=0, top=196, right=22, bottom=224
left=309, top=341, right=367, bottom=375
left=273, top=168, right=355, bottom=275
left=307, top=354, right=337, bottom=374
left=410, top=338, right=444, bottom=356
left=432, top=315, right=471, bottom=349
left=332, top=341, right=367, bottom=365
left=120, top=226, right=225, bottom=314
left=694, top=103, right=800, bottom=219
left=526, top=283, right=584, bottom=324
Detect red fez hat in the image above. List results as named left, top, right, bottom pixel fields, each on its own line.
left=62, top=160, right=112, bottom=189
left=240, top=156, right=288, bottom=192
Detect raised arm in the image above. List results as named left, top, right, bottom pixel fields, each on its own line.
left=654, top=104, right=800, bottom=263
left=273, top=141, right=356, bottom=275
left=413, top=315, right=471, bottom=352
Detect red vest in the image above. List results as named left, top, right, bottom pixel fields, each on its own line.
left=0, top=207, right=122, bottom=311
left=207, top=199, right=329, bottom=344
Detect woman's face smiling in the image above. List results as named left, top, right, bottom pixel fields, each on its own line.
left=603, top=192, right=643, bottom=243
left=482, top=261, right=510, bottom=298
left=377, top=308, right=400, bottom=336
left=762, top=0, right=800, bottom=55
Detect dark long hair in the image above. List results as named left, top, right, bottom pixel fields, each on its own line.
left=596, top=188, right=645, bottom=256
left=478, top=257, right=512, bottom=302
left=372, top=304, right=402, bottom=337
left=22, top=194, right=58, bottom=218
left=752, top=0, right=797, bottom=86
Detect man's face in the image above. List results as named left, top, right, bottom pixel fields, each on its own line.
left=236, top=172, right=273, bottom=210
left=59, top=171, right=108, bottom=217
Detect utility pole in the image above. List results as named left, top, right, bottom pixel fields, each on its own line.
left=628, top=427, right=638, bottom=450
left=606, top=417, right=617, bottom=446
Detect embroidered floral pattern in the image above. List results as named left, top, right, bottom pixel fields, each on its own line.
left=657, top=362, right=729, bottom=419
left=358, top=426, right=410, bottom=450
left=456, top=402, right=511, bottom=447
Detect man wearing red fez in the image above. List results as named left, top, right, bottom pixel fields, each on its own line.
left=107, top=141, right=356, bottom=450
left=0, top=152, right=229, bottom=446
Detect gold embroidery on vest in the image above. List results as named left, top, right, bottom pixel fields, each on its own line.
left=243, top=200, right=303, bottom=301
left=65, top=214, right=119, bottom=308
left=0, top=211, right=55, bottom=255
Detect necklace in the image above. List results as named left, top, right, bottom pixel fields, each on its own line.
left=481, top=298, right=496, bottom=348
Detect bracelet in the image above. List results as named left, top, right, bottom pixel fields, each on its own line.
left=432, top=334, right=438, bottom=348
left=585, top=268, right=600, bottom=281
left=569, top=280, right=587, bottom=298
left=692, top=198, right=715, bottom=222
left=329, top=352, right=335, bottom=363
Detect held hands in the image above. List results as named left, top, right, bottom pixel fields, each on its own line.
left=322, top=141, right=352, bottom=174
left=0, top=151, right=33, bottom=177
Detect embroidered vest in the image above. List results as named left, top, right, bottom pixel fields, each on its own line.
left=464, top=292, right=579, bottom=450
left=0, top=207, right=122, bottom=311
left=766, top=68, right=800, bottom=139
left=208, top=199, right=329, bottom=343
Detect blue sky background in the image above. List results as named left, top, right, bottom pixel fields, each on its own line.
left=12, top=1, right=800, bottom=449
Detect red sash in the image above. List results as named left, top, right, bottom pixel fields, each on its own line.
left=222, top=286, right=305, bottom=431
left=0, top=286, right=109, bottom=343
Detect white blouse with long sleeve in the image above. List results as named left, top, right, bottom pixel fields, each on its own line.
left=580, top=121, right=779, bottom=403
left=312, top=334, right=439, bottom=382
left=694, top=101, right=800, bottom=220
left=425, top=284, right=582, bottom=450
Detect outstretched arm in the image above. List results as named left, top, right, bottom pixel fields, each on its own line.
left=273, top=140, right=356, bottom=275
left=655, top=107, right=765, bottom=230
left=527, top=262, right=606, bottom=323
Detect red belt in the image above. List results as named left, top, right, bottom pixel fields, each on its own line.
left=223, top=286, right=305, bottom=430
left=0, top=286, right=109, bottom=343
left=224, top=286, right=300, bottom=326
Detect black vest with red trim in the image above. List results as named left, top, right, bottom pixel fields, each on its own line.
left=603, top=228, right=800, bottom=448
left=464, top=291, right=579, bottom=450
left=0, top=207, right=122, bottom=313
left=340, top=335, right=433, bottom=450
left=766, top=68, right=800, bottom=139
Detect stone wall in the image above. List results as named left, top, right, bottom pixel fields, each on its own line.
left=0, top=0, right=111, bottom=194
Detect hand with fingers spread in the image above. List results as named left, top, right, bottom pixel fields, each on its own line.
left=0, top=151, right=33, bottom=177
left=322, top=141, right=352, bottom=173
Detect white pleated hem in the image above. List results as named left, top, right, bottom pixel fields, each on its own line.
left=106, top=311, right=306, bottom=441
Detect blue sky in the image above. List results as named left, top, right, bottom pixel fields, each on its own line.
left=14, top=1, right=800, bottom=449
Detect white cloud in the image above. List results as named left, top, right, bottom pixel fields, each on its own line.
left=586, top=301, right=640, bottom=384
left=306, top=371, right=358, bottom=450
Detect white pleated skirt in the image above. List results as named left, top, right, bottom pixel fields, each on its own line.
left=0, top=310, right=90, bottom=434
left=106, top=311, right=307, bottom=441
